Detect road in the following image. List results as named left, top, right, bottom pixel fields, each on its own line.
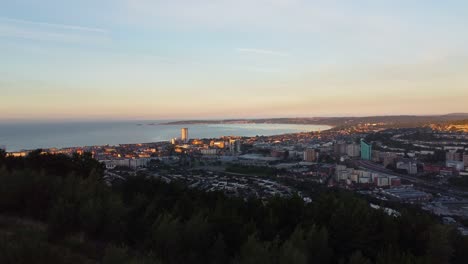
left=356, top=160, right=467, bottom=198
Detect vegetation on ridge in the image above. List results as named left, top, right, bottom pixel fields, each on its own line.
left=0, top=150, right=468, bottom=263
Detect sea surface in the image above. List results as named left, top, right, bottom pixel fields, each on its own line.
left=0, top=121, right=330, bottom=152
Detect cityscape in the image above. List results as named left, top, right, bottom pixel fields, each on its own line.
left=4, top=118, right=468, bottom=236
left=2, top=0, right=468, bottom=263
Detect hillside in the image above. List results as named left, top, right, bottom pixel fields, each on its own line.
left=160, top=115, right=468, bottom=129
left=1, top=151, right=468, bottom=263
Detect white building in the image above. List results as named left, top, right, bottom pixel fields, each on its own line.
left=396, top=161, right=418, bottom=175
left=446, top=160, right=465, bottom=171
left=346, top=143, right=360, bottom=157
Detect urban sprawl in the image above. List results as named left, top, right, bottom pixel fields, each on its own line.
left=4, top=122, right=468, bottom=235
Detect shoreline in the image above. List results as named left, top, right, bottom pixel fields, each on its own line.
left=2, top=123, right=331, bottom=153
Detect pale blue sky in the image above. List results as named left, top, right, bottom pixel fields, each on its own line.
left=1, top=0, right=468, bottom=120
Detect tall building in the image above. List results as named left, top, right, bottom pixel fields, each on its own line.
left=229, top=139, right=241, bottom=154
left=303, top=149, right=318, bottom=162
left=181, top=128, right=189, bottom=143
left=360, top=139, right=372, bottom=161
left=463, top=154, right=468, bottom=168
left=334, top=141, right=347, bottom=155
left=346, top=143, right=360, bottom=157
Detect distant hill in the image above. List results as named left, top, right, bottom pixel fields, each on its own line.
left=442, top=113, right=468, bottom=117
left=159, top=114, right=468, bottom=129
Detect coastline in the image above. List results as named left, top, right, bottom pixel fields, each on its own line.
left=1, top=122, right=330, bottom=152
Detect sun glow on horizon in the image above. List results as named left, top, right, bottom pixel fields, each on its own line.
left=1, top=1, right=468, bottom=120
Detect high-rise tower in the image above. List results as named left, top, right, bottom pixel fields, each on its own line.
left=360, top=139, right=372, bottom=160
left=181, top=128, right=189, bottom=143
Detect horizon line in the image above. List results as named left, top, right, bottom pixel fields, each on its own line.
left=1, top=112, right=467, bottom=123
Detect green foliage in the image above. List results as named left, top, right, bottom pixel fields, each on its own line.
left=102, top=244, right=130, bottom=264
left=0, top=151, right=468, bottom=264
left=236, top=234, right=273, bottom=264
left=348, top=251, right=371, bottom=264
left=376, top=246, right=421, bottom=264
left=0, top=150, right=104, bottom=177
left=306, top=225, right=332, bottom=263
left=0, top=216, right=94, bottom=264
left=208, top=234, right=228, bottom=264
left=425, top=225, right=454, bottom=264
left=278, top=227, right=307, bottom=264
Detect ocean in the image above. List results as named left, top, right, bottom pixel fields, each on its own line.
left=0, top=121, right=330, bottom=152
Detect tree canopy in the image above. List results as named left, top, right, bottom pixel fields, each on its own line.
left=0, top=151, right=467, bottom=263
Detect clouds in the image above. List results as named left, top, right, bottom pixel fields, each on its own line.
left=1, top=1, right=468, bottom=119
left=0, top=17, right=109, bottom=44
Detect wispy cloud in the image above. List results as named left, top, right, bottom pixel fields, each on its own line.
left=236, top=48, right=289, bottom=57
left=0, top=17, right=109, bottom=44
left=0, top=17, right=107, bottom=33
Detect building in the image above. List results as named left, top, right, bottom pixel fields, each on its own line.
left=334, top=141, right=347, bottom=155
left=372, top=150, right=383, bottom=162
left=381, top=187, right=432, bottom=202
left=446, top=151, right=462, bottom=162
left=463, top=154, right=468, bottom=168
left=201, top=149, right=218, bottom=155
left=446, top=160, right=465, bottom=171
left=375, top=176, right=390, bottom=187
left=181, top=128, right=189, bottom=143
left=211, top=141, right=225, bottom=149
left=390, top=177, right=401, bottom=187
left=271, top=150, right=287, bottom=159
left=424, top=164, right=441, bottom=174
left=335, top=165, right=350, bottom=181
left=7, top=151, right=28, bottom=157
left=229, top=139, right=241, bottom=154
left=101, top=158, right=150, bottom=169
left=303, top=149, right=318, bottom=162
left=383, top=154, right=397, bottom=168
left=360, top=139, right=372, bottom=161
left=192, top=139, right=204, bottom=145
left=396, top=159, right=418, bottom=175
left=346, top=143, right=360, bottom=157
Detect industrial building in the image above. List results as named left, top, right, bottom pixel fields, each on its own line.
left=381, top=188, right=432, bottom=202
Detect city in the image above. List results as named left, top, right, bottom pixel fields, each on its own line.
left=2, top=0, right=468, bottom=263
left=5, top=119, right=468, bottom=236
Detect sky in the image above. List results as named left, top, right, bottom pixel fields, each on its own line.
left=1, top=0, right=468, bottom=120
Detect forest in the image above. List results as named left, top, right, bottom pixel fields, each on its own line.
left=0, top=150, right=468, bottom=264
